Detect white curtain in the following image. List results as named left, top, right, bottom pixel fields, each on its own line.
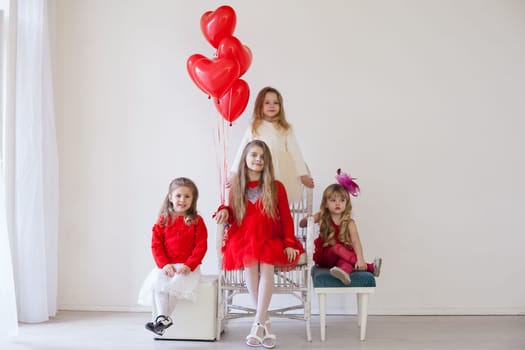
left=0, top=174, right=18, bottom=339
left=1, top=4, right=19, bottom=341
left=12, top=0, right=58, bottom=323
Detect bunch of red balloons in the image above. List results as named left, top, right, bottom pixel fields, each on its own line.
left=187, top=5, right=252, bottom=124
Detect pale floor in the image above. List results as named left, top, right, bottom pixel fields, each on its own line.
left=3, top=311, right=524, bottom=350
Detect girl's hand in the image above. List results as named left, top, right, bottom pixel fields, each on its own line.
left=299, top=214, right=312, bottom=228
left=214, top=208, right=229, bottom=225
left=225, top=172, right=235, bottom=189
left=177, top=265, right=191, bottom=275
left=225, top=175, right=233, bottom=189
left=300, top=212, right=319, bottom=228
left=355, top=260, right=367, bottom=271
left=284, top=247, right=300, bottom=262
left=300, top=175, right=314, bottom=188
left=162, top=264, right=176, bottom=278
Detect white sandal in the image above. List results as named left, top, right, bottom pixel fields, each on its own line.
left=262, top=320, right=276, bottom=349
left=246, top=322, right=264, bottom=347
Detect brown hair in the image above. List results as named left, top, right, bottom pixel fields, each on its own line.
left=251, top=86, right=291, bottom=135
left=230, top=140, right=277, bottom=224
left=318, top=184, right=353, bottom=247
left=158, top=177, right=199, bottom=226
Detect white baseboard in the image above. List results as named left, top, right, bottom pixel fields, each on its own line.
left=365, top=307, right=525, bottom=315
left=58, top=304, right=525, bottom=315
left=58, top=305, right=150, bottom=312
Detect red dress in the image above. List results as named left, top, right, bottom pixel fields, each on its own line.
left=313, top=220, right=374, bottom=274
left=222, top=180, right=304, bottom=270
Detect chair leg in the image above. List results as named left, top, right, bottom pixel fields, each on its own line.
left=305, top=289, right=312, bottom=342
left=319, top=293, right=327, bottom=341
left=306, top=318, right=312, bottom=342
left=357, top=293, right=369, bottom=341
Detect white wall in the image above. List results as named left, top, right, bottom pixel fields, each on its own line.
left=55, top=0, right=525, bottom=314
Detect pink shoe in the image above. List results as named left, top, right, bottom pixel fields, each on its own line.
left=373, top=257, right=382, bottom=277
left=330, top=266, right=351, bottom=285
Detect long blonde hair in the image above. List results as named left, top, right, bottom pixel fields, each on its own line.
left=251, top=86, right=291, bottom=135
left=319, top=184, right=353, bottom=247
left=158, top=177, right=199, bottom=226
left=230, top=140, right=277, bottom=224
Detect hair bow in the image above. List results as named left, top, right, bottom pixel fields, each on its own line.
left=335, top=168, right=360, bottom=197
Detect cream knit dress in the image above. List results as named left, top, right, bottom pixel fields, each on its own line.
left=230, top=120, right=309, bottom=204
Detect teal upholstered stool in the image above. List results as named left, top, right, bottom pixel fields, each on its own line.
left=311, top=266, right=376, bottom=341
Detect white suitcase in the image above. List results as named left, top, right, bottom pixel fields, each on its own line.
left=157, top=274, right=218, bottom=341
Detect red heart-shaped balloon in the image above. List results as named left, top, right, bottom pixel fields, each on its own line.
left=217, top=36, right=252, bottom=77
left=200, top=5, right=237, bottom=48
left=188, top=56, right=240, bottom=98
left=186, top=54, right=209, bottom=95
left=214, top=79, right=250, bottom=124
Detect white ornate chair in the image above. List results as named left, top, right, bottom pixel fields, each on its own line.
left=216, top=185, right=314, bottom=341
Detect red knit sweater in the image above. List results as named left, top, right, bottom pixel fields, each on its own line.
left=151, top=214, right=208, bottom=270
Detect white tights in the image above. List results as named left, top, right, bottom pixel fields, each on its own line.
left=151, top=291, right=177, bottom=321
left=244, top=262, right=274, bottom=324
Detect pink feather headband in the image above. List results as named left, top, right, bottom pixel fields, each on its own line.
left=335, top=168, right=360, bottom=197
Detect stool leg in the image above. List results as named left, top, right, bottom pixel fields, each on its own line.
left=319, top=293, right=327, bottom=341
left=357, top=293, right=369, bottom=341
left=356, top=294, right=361, bottom=327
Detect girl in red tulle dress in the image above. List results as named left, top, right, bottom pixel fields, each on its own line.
left=215, top=140, right=304, bottom=349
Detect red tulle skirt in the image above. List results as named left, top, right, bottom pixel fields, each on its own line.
left=222, top=203, right=304, bottom=271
